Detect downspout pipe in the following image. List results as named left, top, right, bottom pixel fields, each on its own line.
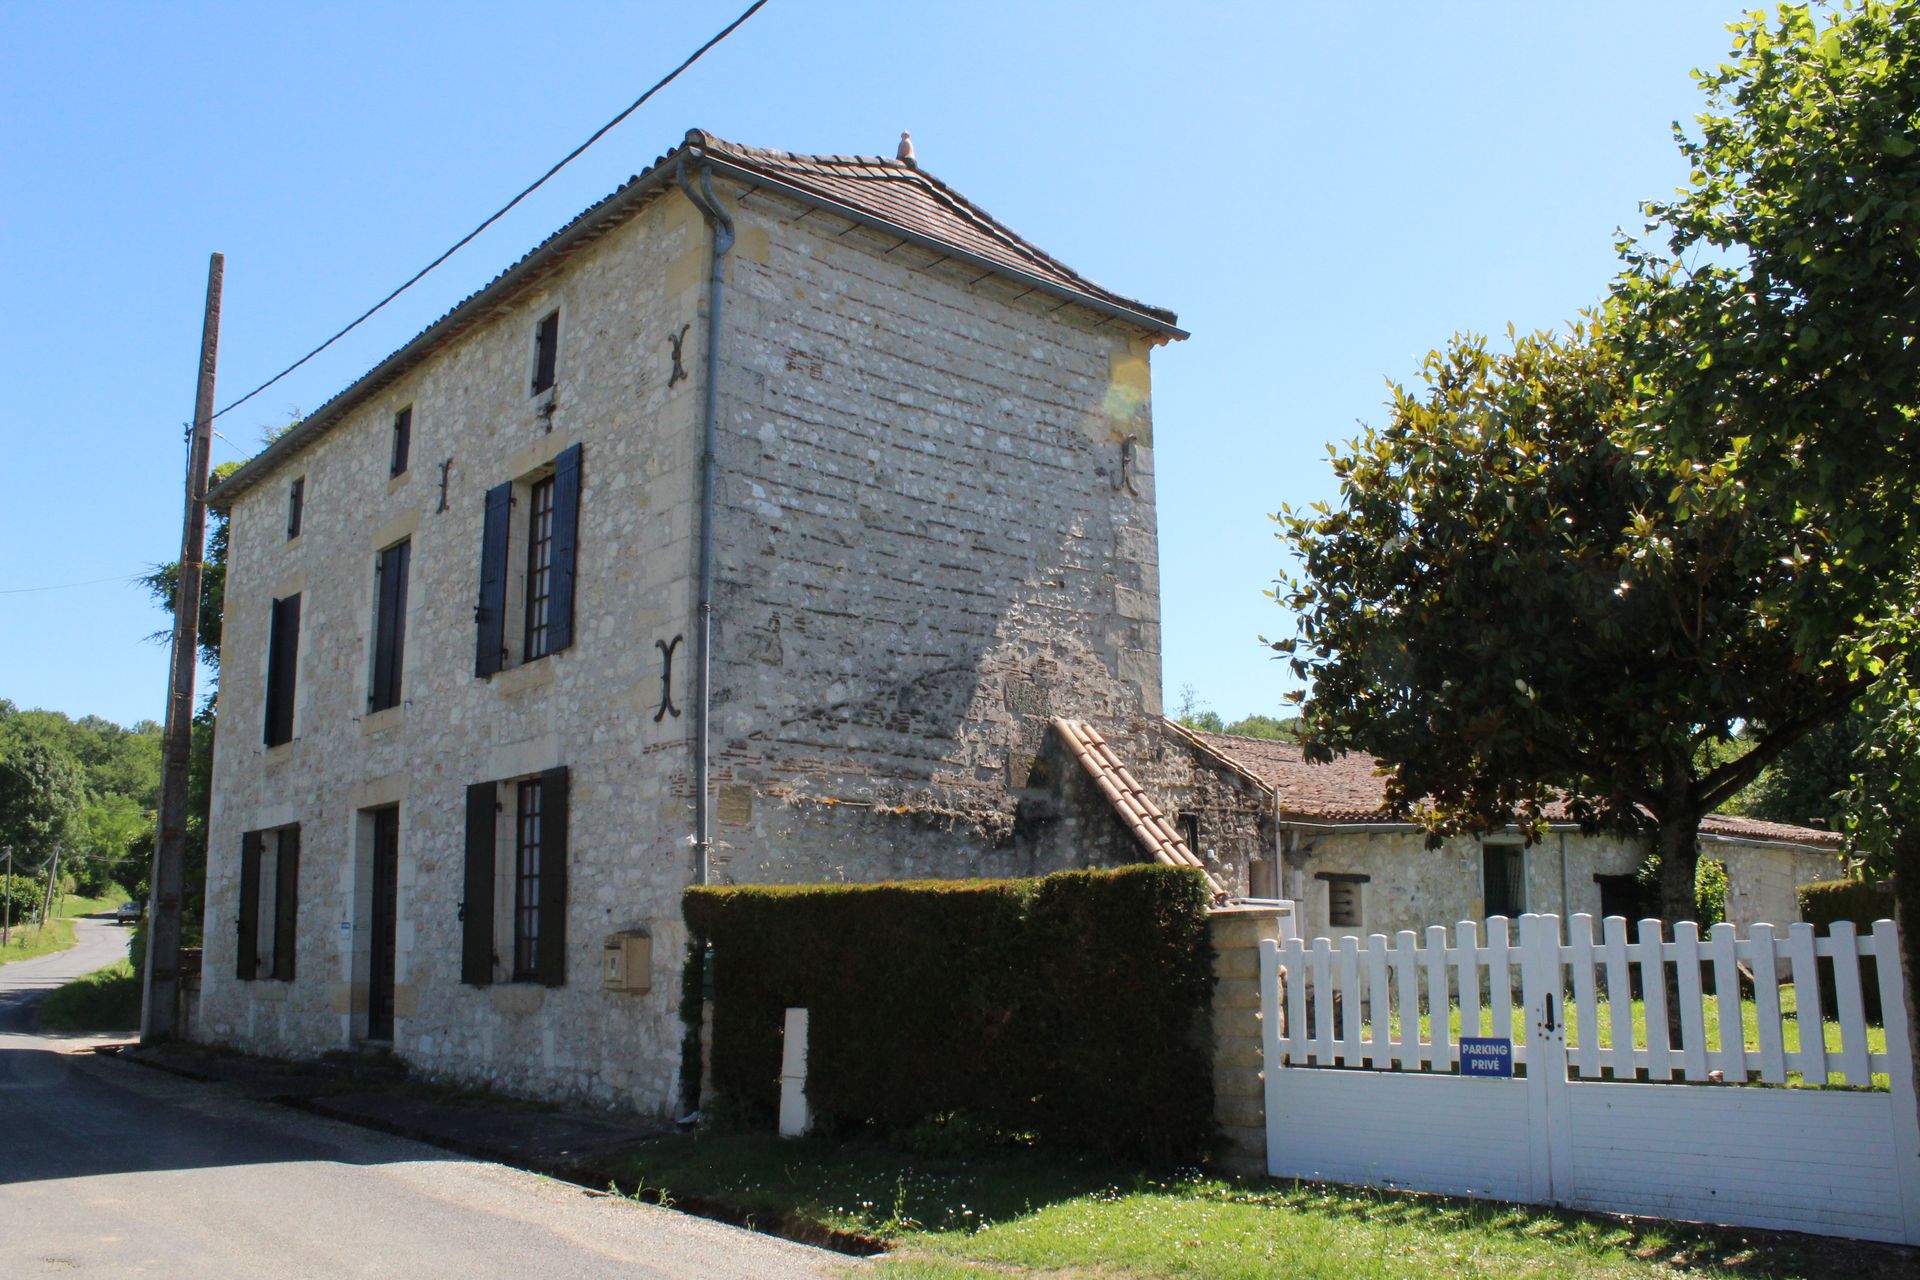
left=676, top=152, right=734, bottom=888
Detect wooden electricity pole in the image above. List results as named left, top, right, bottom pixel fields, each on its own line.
left=143, top=252, right=223, bottom=1045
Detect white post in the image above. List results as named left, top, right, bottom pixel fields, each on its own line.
left=777, top=1007, right=810, bottom=1138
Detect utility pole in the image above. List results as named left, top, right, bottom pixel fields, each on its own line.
left=40, top=844, right=61, bottom=929
left=143, top=252, right=223, bottom=1045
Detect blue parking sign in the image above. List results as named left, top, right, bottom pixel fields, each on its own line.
left=1460, top=1037, right=1513, bottom=1077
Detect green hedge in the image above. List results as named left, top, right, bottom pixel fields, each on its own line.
left=683, top=865, right=1215, bottom=1160
left=1798, top=878, right=1896, bottom=1023
left=1, top=873, right=43, bottom=925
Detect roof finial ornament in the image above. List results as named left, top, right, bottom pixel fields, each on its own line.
left=897, top=131, right=916, bottom=166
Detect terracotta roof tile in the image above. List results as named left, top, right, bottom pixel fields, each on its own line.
left=1054, top=719, right=1227, bottom=896
left=1183, top=726, right=1841, bottom=850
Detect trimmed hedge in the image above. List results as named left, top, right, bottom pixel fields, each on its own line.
left=1798, top=878, right=1897, bottom=1023
left=1798, top=878, right=1895, bottom=932
left=683, top=865, right=1215, bottom=1160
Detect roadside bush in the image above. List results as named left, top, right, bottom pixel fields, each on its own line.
left=1798, top=878, right=1896, bottom=1023
left=683, top=865, right=1215, bottom=1161
left=1, top=873, right=43, bottom=926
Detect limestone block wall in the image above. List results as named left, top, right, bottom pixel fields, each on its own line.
left=200, top=189, right=710, bottom=1114
left=1209, top=905, right=1289, bottom=1174
left=1720, top=841, right=1846, bottom=930
left=698, top=180, right=1169, bottom=882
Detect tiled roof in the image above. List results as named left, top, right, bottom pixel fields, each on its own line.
left=694, top=134, right=1179, bottom=328
left=1184, top=727, right=1842, bottom=850
left=1054, top=719, right=1227, bottom=897
left=210, top=128, right=1181, bottom=508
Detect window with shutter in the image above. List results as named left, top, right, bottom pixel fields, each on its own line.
left=531, top=310, right=559, bottom=395
left=370, top=540, right=410, bottom=712
left=461, top=782, right=497, bottom=986
left=287, top=477, right=304, bottom=540
left=474, top=445, right=582, bottom=678
left=390, top=406, right=412, bottom=477
left=263, top=593, right=301, bottom=747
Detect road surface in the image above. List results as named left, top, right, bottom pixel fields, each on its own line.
left=0, top=917, right=852, bottom=1278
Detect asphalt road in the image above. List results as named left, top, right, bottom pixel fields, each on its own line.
left=0, top=918, right=854, bottom=1278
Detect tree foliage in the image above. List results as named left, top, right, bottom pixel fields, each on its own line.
left=0, top=730, right=84, bottom=866
left=1273, top=321, right=1858, bottom=918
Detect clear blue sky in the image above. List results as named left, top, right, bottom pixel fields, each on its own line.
left=0, top=1, right=1747, bottom=729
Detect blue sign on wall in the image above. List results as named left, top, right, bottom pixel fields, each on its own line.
left=1459, top=1037, right=1513, bottom=1078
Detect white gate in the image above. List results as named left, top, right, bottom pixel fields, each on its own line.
left=1258, top=914, right=1920, bottom=1244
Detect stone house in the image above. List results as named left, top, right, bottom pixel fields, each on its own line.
left=1165, top=727, right=1847, bottom=940
left=196, top=129, right=1198, bottom=1114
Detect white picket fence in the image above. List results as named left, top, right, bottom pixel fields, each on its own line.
left=1258, top=914, right=1920, bottom=1244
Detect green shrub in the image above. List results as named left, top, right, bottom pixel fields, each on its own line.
left=683, top=865, right=1215, bottom=1161
left=1, top=873, right=43, bottom=926
left=1798, top=878, right=1896, bottom=1023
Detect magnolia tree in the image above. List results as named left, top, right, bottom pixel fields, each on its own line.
left=1272, top=321, right=1860, bottom=921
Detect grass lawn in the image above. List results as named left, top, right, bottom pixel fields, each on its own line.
left=0, top=916, right=75, bottom=965
left=599, top=1131, right=1915, bottom=1280
left=37, top=958, right=141, bottom=1031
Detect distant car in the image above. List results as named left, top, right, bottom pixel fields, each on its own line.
left=114, top=901, right=143, bottom=926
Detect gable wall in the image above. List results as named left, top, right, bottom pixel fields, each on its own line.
left=698, top=179, right=1169, bottom=883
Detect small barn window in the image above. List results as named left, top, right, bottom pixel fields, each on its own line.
left=1177, top=812, right=1200, bottom=854
left=531, top=310, right=560, bottom=395
left=286, top=476, right=305, bottom=539
left=390, top=406, right=412, bottom=477
left=1317, top=871, right=1367, bottom=929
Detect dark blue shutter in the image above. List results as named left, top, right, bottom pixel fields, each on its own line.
left=371, top=540, right=409, bottom=711
left=236, top=831, right=262, bottom=981
left=475, top=484, right=512, bottom=677
left=547, top=445, right=582, bottom=654
left=462, top=782, right=496, bottom=986
left=273, top=826, right=300, bottom=981
left=264, top=594, right=300, bottom=746
left=535, top=766, right=569, bottom=987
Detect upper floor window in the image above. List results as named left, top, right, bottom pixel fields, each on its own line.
left=524, top=476, right=557, bottom=661
left=390, top=407, right=412, bottom=477
left=286, top=476, right=305, bottom=540
left=531, top=310, right=560, bottom=396
left=369, top=539, right=410, bottom=713
left=263, top=593, right=301, bottom=747
left=475, top=444, right=582, bottom=678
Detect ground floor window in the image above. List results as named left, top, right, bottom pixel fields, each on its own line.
left=1483, top=842, right=1526, bottom=919
left=236, top=824, right=300, bottom=982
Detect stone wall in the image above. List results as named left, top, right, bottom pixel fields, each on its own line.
left=1282, top=827, right=1844, bottom=940
left=698, top=179, right=1170, bottom=882
left=200, top=188, right=710, bottom=1114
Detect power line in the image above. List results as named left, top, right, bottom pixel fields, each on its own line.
left=211, top=0, right=773, bottom=426
left=0, top=573, right=147, bottom=596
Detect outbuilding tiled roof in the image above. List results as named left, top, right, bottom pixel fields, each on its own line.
left=1054, top=719, right=1227, bottom=896
left=1184, top=727, right=1842, bottom=850
left=210, top=128, right=1182, bottom=508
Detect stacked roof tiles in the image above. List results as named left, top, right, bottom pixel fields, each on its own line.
left=1053, top=719, right=1227, bottom=897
